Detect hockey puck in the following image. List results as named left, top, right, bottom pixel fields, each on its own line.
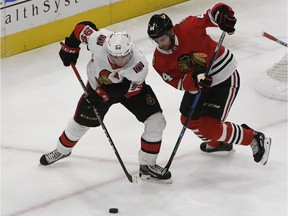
left=109, top=208, right=118, bottom=214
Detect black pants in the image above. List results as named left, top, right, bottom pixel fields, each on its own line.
left=180, top=71, right=240, bottom=121
left=74, top=82, right=162, bottom=127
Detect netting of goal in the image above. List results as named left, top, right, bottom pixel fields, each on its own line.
left=255, top=53, right=287, bottom=101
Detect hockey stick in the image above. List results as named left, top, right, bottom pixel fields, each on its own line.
left=164, top=31, right=226, bottom=171
left=70, top=63, right=138, bottom=183
left=262, top=32, right=288, bottom=47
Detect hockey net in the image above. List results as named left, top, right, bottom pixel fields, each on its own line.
left=255, top=53, right=287, bottom=101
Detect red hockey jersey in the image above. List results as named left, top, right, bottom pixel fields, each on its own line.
left=152, top=9, right=237, bottom=93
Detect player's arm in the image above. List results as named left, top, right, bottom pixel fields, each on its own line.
left=154, top=66, right=198, bottom=93
left=100, top=78, right=144, bottom=100
left=153, top=54, right=199, bottom=92
left=186, top=3, right=236, bottom=34
left=207, top=3, right=237, bottom=34
left=59, top=21, right=98, bottom=67
left=124, top=60, right=148, bottom=98
left=100, top=78, right=133, bottom=100
left=100, top=60, right=148, bottom=100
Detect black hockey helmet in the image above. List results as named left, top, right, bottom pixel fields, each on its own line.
left=147, top=13, right=173, bottom=39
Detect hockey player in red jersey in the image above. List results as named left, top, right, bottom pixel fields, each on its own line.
left=147, top=3, right=271, bottom=165
left=39, top=21, right=171, bottom=182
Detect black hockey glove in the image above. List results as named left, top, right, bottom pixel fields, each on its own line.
left=86, top=87, right=110, bottom=106
left=192, top=68, right=213, bottom=89
left=199, top=74, right=213, bottom=89
left=85, top=87, right=110, bottom=108
left=59, top=28, right=82, bottom=67
left=59, top=39, right=80, bottom=67
left=101, top=78, right=131, bottom=99
left=212, top=3, right=237, bottom=35
left=59, top=21, right=99, bottom=66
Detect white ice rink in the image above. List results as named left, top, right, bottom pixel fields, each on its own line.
left=1, top=0, right=287, bottom=215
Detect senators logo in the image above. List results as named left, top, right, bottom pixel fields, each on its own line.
left=178, top=52, right=207, bottom=73
left=145, top=94, right=155, bottom=105
left=96, top=69, right=113, bottom=85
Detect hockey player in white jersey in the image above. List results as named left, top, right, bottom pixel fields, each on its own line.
left=39, top=21, right=171, bottom=182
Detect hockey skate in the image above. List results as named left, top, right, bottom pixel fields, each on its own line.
left=40, top=149, right=71, bottom=166
left=200, top=142, right=233, bottom=153
left=242, top=124, right=272, bottom=165
left=139, top=164, right=172, bottom=184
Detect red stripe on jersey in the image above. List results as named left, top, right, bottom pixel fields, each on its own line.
left=59, top=132, right=78, bottom=148
left=124, top=90, right=141, bottom=98
left=74, top=24, right=87, bottom=41
left=125, top=84, right=142, bottom=99
left=141, top=138, right=161, bottom=154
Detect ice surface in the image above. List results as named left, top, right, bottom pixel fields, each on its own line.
left=1, top=0, right=287, bottom=215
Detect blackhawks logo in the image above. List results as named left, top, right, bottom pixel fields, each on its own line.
left=178, top=52, right=207, bottom=73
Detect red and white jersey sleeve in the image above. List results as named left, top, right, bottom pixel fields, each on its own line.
left=153, top=9, right=237, bottom=92
left=76, top=26, right=148, bottom=98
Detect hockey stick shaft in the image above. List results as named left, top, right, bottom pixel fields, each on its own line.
left=71, top=64, right=137, bottom=183
left=262, top=32, right=288, bottom=47
left=165, top=31, right=226, bottom=170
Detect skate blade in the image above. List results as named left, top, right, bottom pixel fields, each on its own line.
left=260, top=137, right=272, bottom=165
left=200, top=143, right=233, bottom=153
left=140, top=174, right=172, bottom=184
left=202, top=146, right=233, bottom=153
left=39, top=152, right=71, bottom=166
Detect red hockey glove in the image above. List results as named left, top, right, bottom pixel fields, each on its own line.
left=211, top=3, right=237, bottom=35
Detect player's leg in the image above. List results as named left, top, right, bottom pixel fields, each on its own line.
left=198, top=71, right=271, bottom=164
left=40, top=84, right=114, bottom=165
left=122, top=83, right=171, bottom=182
left=198, top=71, right=240, bottom=152
left=179, top=85, right=233, bottom=152
left=188, top=71, right=271, bottom=164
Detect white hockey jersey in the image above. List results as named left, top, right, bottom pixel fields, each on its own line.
left=78, top=26, right=148, bottom=98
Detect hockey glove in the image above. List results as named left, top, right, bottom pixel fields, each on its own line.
left=211, top=3, right=237, bottom=35
left=192, top=68, right=213, bottom=89
left=59, top=40, right=80, bottom=67
left=101, top=78, right=132, bottom=99
left=199, top=74, right=213, bottom=89
left=95, top=87, right=110, bottom=102
left=85, top=87, right=110, bottom=108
